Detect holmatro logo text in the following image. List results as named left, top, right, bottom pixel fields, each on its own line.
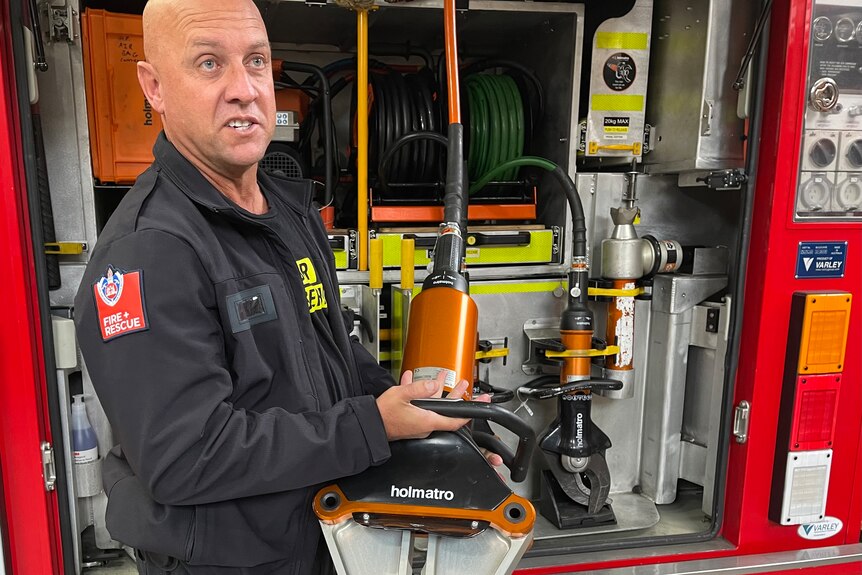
left=391, top=485, right=455, bottom=501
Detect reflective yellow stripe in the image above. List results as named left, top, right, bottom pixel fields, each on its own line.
left=412, top=280, right=564, bottom=297
left=380, top=231, right=556, bottom=268
left=333, top=249, right=348, bottom=270
left=591, top=94, right=644, bottom=112
left=471, top=280, right=563, bottom=296
left=596, top=32, right=649, bottom=50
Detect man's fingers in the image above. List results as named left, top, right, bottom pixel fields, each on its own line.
left=483, top=450, right=504, bottom=467
left=399, top=370, right=413, bottom=386
left=400, top=377, right=441, bottom=399
left=445, top=379, right=469, bottom=399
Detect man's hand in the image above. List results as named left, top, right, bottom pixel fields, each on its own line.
left=376, top=372, right=505, bottom=467
left=376, top=371, right=472, bottom=440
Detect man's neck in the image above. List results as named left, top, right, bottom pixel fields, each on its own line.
left=200, top=168, right=268, bottom=215
left=168, top=135, right=269, bottom=215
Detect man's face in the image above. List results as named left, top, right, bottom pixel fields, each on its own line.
left=142, top=1, right=276, bottom=178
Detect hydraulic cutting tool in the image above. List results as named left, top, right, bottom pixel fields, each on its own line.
left=314, top=1, right=538, bottom=573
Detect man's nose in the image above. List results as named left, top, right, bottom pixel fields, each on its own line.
left=224, top=64, right=258, bottom=104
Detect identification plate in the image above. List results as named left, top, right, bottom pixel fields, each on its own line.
left=795, top=241, right=847, bottom=279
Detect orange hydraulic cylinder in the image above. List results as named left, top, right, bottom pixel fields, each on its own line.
left=560, top=330, right=593, bottom=382
left=401, top=287, right=478, bottom=399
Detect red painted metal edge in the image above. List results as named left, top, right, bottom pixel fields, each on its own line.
left=0, top=0, right=62, bottom=572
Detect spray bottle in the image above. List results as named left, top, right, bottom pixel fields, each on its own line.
left=71, top=394, right=101, bottom=497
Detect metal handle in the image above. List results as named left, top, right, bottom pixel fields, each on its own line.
left=733, top=400, right=751, bottom=444
left=466, top=232, right=532, bottom=247
left=411, top=399, right=536, bottom=482
left=328, top=236, right=346, bottom=251
left=809, top=78, right=840, bottom=112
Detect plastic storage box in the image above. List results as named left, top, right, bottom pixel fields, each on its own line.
left=82, top=9, right=162, bottom=184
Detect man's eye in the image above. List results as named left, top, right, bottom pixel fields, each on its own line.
left=250, top=56, right=266, bottom=68
left=200, top=59, right=217, bottom=71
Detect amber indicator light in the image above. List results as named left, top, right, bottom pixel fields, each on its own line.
left=797, top=293, right=852, bottom=375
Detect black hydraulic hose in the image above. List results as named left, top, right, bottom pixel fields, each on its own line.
left=280, top=62, right=333, bottom=206
left=444, top=123, right=465, bottom=228
left=378, top=131, right=448, bottom=191
left=553, top=165, right=587, bottom=260
left=468, top=158, right=587, bottom=260
left=370, top=44, right=435, bottom=70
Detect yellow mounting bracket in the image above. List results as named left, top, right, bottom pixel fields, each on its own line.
left=44, top=242, right=87, bottom=255
left=545, top=346, right=620, bottom=359
left=588, top=141, right=642, bottom=156
left=588, top=286, right=645, bottom=298
left=476, top=348, right=509, bottom=361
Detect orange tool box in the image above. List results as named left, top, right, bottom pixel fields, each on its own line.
left=81, top=9, right=162, bottom=185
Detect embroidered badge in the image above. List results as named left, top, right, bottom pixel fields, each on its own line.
left=92, top=266, right=149, bottom=341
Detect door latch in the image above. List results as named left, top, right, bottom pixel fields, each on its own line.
left=41, top=441, right=56, bottom=491
left=733, top=401, right=751, bottom=444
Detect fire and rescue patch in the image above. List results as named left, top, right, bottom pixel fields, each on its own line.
left=92, top=266, right=149, bottom=341
left=296, top=257, right=327, bottom=313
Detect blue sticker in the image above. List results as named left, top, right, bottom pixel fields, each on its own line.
left=796, top=241, right=847, bottom=279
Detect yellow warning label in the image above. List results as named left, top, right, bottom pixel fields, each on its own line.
left=604, top=126, right=629, bottom=133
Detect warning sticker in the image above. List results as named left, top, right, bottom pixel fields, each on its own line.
left=93, top=267, right=149, bottom=341
left=412, top=367, right=457, bottom=394
left=604, top=117, right=630, bottom=136
left=603, top=53, right=636, bottom=92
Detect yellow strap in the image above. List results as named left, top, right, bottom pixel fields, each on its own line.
left=475, top=348, right=509, bottom=360
left=588, top=286, right=645, bottom=297
left=546, top=346, right=620, bottom=358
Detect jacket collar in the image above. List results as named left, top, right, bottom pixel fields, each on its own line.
left=151, top=132, right=313, bottom=217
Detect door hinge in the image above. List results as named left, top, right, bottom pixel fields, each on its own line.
left=44, top=2, right=78, bottom=44
left=733, top=401, right=751, bottom=444
left=41, top=441, right=57, bottom=491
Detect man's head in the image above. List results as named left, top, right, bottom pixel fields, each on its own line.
left=137, top=0, right=275, bottom=180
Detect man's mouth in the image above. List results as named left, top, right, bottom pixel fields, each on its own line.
left=227, top=119, right=255, bottom=131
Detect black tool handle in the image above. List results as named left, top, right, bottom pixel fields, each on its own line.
left=411, top=399, right=535, bottom=482
left=467, top=231, right=531, bottom=247
left=517, top=378, right=623, bottom=400
left=560, top=393, right=593, bottom=458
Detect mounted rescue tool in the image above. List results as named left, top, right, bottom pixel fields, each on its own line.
left=314, top=2, right=537, bottom=573
left=515, top=160, right=626, bottom=528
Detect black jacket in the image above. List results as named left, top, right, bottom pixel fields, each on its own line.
left=75, top=134, right=393, bottom=571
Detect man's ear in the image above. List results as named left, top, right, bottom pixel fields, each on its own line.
left=137, top=61, right=165, bottom=115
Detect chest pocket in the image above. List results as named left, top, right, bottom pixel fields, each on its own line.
left=216, top=273, right=318, bottom=410
left=226, top=284, right=277, bottom=333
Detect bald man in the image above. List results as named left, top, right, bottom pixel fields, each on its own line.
left=74, top=1, right=473, bottom=573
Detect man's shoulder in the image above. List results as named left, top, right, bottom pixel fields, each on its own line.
left=98, top=165, right=200, bottom=246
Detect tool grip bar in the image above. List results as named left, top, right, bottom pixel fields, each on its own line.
left=517, top=378, right=623, bottom=400
left=411, top=399, right=536, bottom=482
left=472, top=430, right=514, bottom=470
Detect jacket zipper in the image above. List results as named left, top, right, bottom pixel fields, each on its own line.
left=259, top=231, right=321, bottom=409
